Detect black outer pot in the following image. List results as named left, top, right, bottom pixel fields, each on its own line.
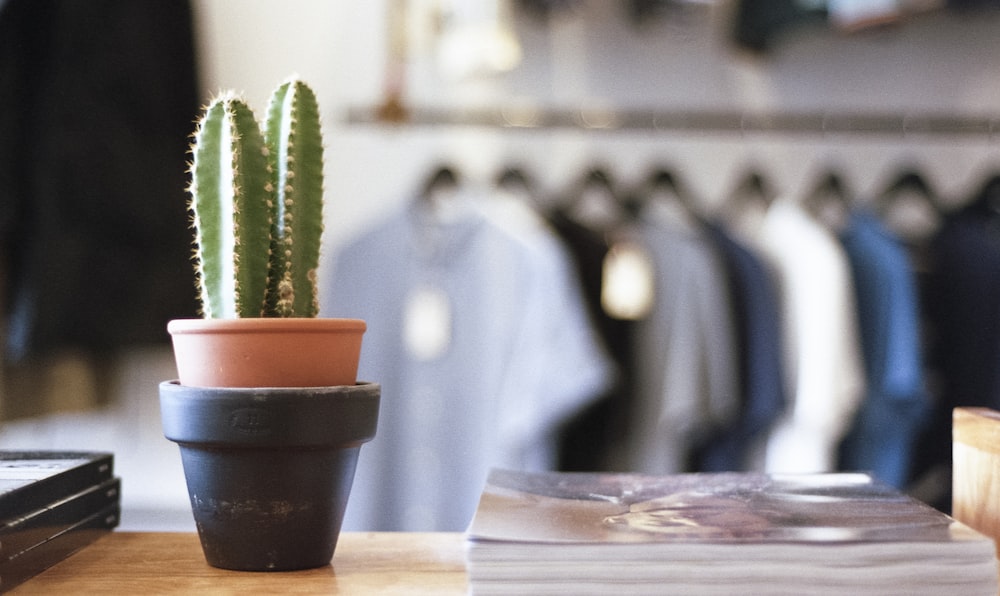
left=159, top=380, right=380, bottom=571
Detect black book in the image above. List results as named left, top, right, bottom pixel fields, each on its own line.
left=0, top=502, right=119, bottom=592
left=0, top=452, right=114, bottom=522
left=0, top=476, right=120, bottom=560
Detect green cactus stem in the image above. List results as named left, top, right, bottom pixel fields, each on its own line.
left=188, top=93, right=274, bottom=318
left=263, top=78, right=325, bottom=317
left=187, top=79, right=325, bottom=319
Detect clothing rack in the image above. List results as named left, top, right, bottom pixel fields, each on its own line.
left=345, top=104, right=1000, bottom=138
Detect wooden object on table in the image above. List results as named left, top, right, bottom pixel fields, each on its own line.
left=11, top=532, right=467, bottom=594
left=953, top=406, right=1000, bottom=555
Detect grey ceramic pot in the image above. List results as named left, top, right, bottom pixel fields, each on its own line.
left=159, top=380, right=380, bottom=571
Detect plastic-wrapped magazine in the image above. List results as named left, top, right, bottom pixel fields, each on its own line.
left=465, top=469, right=999, bottom=595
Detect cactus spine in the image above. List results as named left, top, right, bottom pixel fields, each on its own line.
left=187, top=78, right=324, bottom=318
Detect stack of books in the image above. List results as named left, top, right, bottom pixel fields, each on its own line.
left=465, top=469, right=999, bottom=595
left=0, top=451, right=120, bottom=591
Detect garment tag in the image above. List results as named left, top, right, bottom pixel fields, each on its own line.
left=404, top=285, right=452, bottom=360
left=601, top=241, right=655, bottom=320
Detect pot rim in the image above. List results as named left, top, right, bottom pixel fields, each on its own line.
left=161, top=379, right=378, bottom=393
left=167, top=317, right=366, bottom=336
left=159, top=380, right=380, bottom=448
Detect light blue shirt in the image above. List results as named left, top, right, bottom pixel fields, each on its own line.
left=325, top=194, right=612, bottom=531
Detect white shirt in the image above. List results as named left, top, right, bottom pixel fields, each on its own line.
left=732, top=199, right=865, bottom=473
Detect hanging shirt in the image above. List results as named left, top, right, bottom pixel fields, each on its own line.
left=698, top=221, right=787, bottom=472
left=490, top=185, right=627, bottom=472
left=479, top=186, right=618, bottom=469
left=545, top=206, right=641, bottom=472
left=738, top=199, right=865, bottom=473
left=836, top=209, right=927, bottom=488
left=325, top=194, right=612, bottom=531
left=911, top=200, right=1000, bottom=510
left=625, top=201, right=740, bottom=474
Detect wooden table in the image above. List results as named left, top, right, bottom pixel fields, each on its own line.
left=12, top=532, right=468, bottom=594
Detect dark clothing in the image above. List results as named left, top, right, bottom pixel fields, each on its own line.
left=911, top=191, right=1000, bottom=510
left=0, top=0, right=200, bottom=364
left=697, top=221, right=786, bottom=472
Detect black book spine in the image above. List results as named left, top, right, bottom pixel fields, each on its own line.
left=0, top=452, right=114, bottom=521
left=0, top=477, right=121, bottom=560
left=0, top=503, right=120, bottom=593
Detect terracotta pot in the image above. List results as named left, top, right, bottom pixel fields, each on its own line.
left=167, top=318, right=366, bottom=388
left=159, top=380, right=380, bottom=571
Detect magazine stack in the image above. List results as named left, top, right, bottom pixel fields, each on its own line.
left=465, top=469, right=999, bottom=596
left=0, top=451, right=120, bottom=591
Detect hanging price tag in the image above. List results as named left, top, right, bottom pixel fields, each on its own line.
left=601, top=241, right=655, bottom=321
left=404, top=285, right=452, bottom=360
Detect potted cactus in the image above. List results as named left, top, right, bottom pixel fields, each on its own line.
left=158, top=77, right=379, bottom=572
left=166, top=78, right=365, bottom=388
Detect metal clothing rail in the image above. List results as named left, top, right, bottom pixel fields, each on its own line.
left=345, top=104, right=1000, bottom=138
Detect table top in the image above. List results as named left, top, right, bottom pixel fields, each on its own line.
left=13, top=531, right=468, bottom=594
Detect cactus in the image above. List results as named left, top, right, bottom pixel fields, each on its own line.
left=264, top=79, right=324, bottom=317
left=187, top=78, right=324, bottom=318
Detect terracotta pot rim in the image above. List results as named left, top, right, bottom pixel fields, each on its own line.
left=168, top=317, right=366, bottom=336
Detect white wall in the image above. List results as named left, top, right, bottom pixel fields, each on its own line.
left=192, top=1, right=1000, bottom=258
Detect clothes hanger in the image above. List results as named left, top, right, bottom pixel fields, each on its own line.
left=416, top=163, right=476, bottom=228
left=803, top=170, right=852, bottom=231
left=714, top=167, right=776, bottom=238
left=579, top=167, right=616, bottom=196
left=642, top=167, right=692, bottom=205
left=493, top=165, right=541, bottom=208
left=634, top=166, right=703, bottom=226
left=877, top=169, right=939, bottom=213
left=495, top=165, right=534, bottom=193
left=806, top=171, right=849, bottom=204
left=419, top=164, right=461, bottom=203
left=727, top=168, right=776, bottom=210
left=563, top=165, right=628, bottom=230
left=876, top=167, right=942, bottom=250
left=965, top=172, right=1000, bottom=219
